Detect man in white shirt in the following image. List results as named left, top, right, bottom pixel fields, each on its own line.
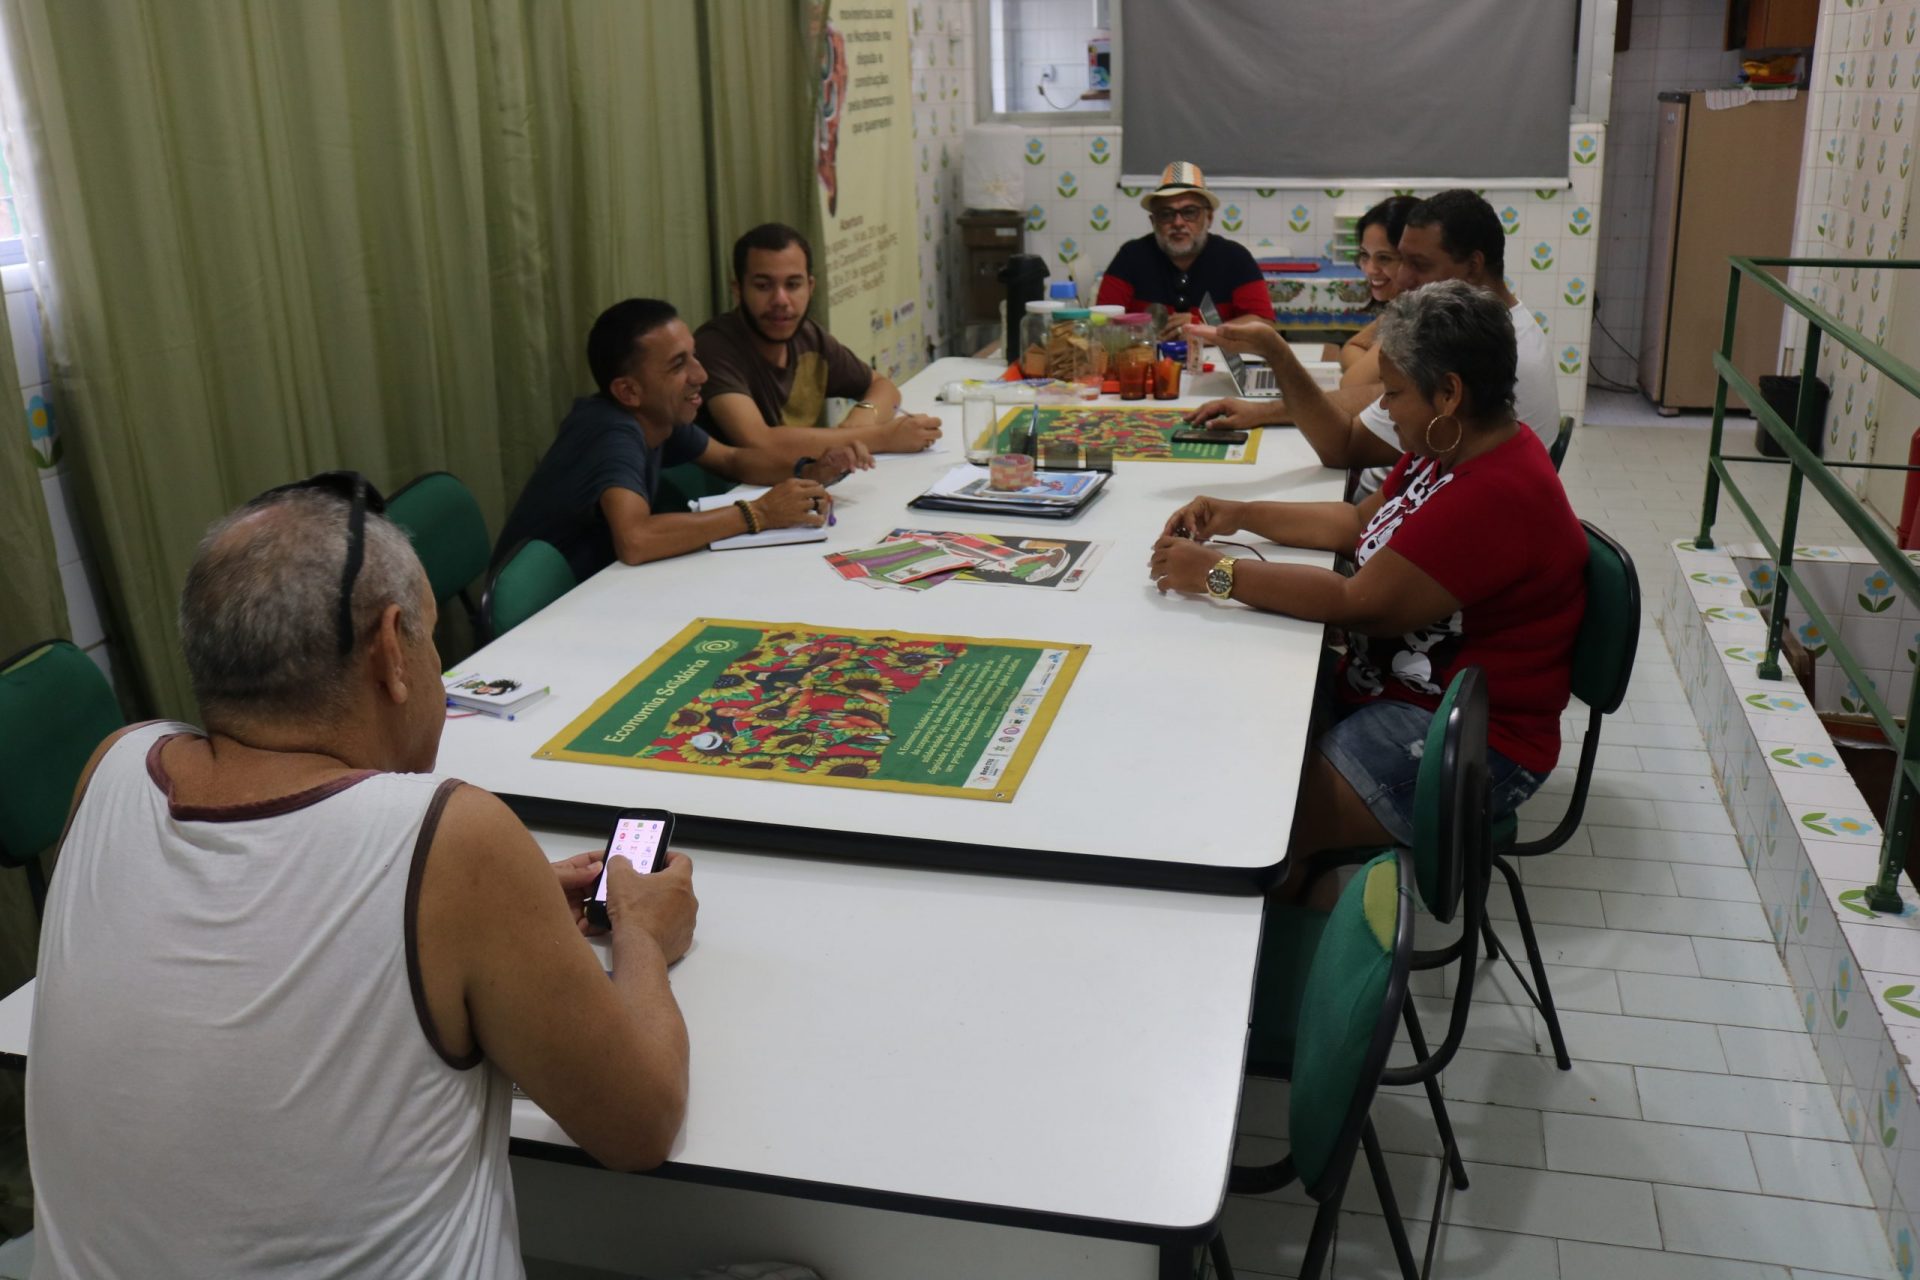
left=28, top=475, right=705, bottom=1277
left=1189, top=189, right=1561, bottom=497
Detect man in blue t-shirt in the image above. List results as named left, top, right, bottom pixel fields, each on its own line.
left=496, top=298, right=868, bottom=580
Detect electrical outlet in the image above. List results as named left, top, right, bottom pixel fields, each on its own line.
left=1040, top=64, right=1056, bottom=83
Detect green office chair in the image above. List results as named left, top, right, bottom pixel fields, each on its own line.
left=653, top=462, right=736, bottom=515
left=1213, top=849, right=1421, bottom=1280
left=386, top=471, right=491, bottom=630
left=0, top=639, right=124, bottom=915
left=480, top=538, right=576, bottom=643
left=1483, top=521, right=1640, bottom=1069
left=1272, top=668, right=1490, bottom=1207
left=1549, top=414, right=1575, bottom=471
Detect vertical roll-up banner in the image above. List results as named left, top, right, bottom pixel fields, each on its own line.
left=813, top=0, right=924, bottom=380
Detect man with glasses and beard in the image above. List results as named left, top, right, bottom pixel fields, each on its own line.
left=694, top=222, right=942, bottom=457
left=1094, top=161, right=1275, bottom=324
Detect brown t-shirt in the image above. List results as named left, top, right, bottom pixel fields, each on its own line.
left=694, top=310, right=874, bottom=433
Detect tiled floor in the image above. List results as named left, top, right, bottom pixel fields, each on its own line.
left=1220, top=391, right=1903, bottom=1279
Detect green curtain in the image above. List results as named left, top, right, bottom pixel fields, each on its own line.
left=698, top=0, right=822, bottom=314
left=0, top=294, right=64, bottom=656
left=0, top=0, right=731, bottom=720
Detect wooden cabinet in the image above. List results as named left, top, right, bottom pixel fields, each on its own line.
left=1726, top=0, right=1817, bottom=51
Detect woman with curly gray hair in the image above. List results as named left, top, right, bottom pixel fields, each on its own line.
left=1151, top=280, right=1587, bottom=892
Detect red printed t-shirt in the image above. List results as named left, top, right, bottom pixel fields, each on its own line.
left=1340, top=430, right=1587, bottom=773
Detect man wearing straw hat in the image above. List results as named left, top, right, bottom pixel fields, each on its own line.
left=1094, top=161, right=1275, bottom=323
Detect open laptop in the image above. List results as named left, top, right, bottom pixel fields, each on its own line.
left=1200, top=295, right=1345, bottom=397
left=1199, top=295, right=1281, bottom=397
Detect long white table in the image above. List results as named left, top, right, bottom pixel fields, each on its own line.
left=4, top=357, right=1340, bottom=1274
left=437, top=358, right=1343, bottom=891
left=0, top=826, right=1264, bottom=1275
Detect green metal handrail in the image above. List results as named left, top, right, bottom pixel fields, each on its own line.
left=1694, top=256, right=1920, bottom=915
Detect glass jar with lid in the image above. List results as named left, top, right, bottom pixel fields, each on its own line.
left=1018, top=300, right=1063, bottom=377
left=1045, top=308, right=1096, bottom=383
left=1114, top=312, right=1156, bottom=399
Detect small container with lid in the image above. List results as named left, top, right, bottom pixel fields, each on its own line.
left=1018, top=300, right=1063, bottom=378
left=1045, top=308, right=1096, bottom=383
left=1154, top=340, right=1186, bottom=400
left=1085, top=312, right=1113, bottom=382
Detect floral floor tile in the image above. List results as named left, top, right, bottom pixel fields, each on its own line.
left=1686, top=567, right=1747, bottom=592
left=1764, top=741, right=1855, bottom=774
left=1869, top=970, right=1920, bottom=1028
left=1797, top=805, right=1889, bottom=844
left=1797, top=805, right=1888, bottom=842
left=1700, top=603, right=1769, bottom=627
left=1846, top=922, right=1920, bottom=972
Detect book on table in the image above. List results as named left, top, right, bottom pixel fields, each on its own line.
left=908, top=463, right=1109, bottom=519
left=690, top=488, right=832, bottom=551
left=443, top=671, right=551, bottom=719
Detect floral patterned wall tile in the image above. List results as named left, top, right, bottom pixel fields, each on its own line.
left=1785, top=0, right=1920, bottom=496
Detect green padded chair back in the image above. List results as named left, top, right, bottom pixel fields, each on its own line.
left=653, top=462, right=737, bottom=515
left=1549, top=414, right=1575, bottom=471
left=1409, top=667, right=1489, bottom=925
left=1288, top=849, right=1414, bottom=1194
left=480, top=539, right=575, bottom=642
left=0, top=640, right=124, bottom=867
left=1570, top=521, right=1640, bottom=715
left=386, top=471, right=490, bottom=606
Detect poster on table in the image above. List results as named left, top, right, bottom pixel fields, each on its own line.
left=813, top=0, right=922, bottom=381
left=537, top=620, right=1088, bottom=802
left=977, top=406, right=1261, bottom=463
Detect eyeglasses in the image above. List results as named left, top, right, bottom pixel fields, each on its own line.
left=1151, top=204, right=1210, bottom=226
left=251, top=470, right=389, bottom=657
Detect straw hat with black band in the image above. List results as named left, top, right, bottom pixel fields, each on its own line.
left=1139, top=161, right=1221, bottom=212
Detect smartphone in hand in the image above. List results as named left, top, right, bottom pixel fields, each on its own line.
left=585, top=807, right=676, bottom=929
left=1172, top=427, right=1249, bottom=445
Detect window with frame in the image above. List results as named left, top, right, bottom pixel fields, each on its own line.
left=978, top=0, right=1118, bottom=123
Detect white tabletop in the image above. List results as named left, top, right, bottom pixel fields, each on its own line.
left=1, top=830, right=1265, bottom=1242
left=436, top=359, right=1343, bottom=890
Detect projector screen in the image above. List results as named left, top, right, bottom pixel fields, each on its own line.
left=1118, top=0, right=1578, bottom=188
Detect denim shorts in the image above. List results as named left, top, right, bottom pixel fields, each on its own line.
left=1319, top=699, right=1545, bottom=847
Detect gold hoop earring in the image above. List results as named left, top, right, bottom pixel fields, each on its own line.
left=1425, top=413, right=1463, bottom=455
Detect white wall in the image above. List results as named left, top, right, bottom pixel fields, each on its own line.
left=1591, top=0, right=1745, bottom=388
left=997, top=0, right=1106, bottom=116
left=1786, top=0, right=1920, bottom=516
left=914, top=1, right=1606, bottom=429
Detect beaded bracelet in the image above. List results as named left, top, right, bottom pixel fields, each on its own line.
left=734, top=498, right=761, bottom=534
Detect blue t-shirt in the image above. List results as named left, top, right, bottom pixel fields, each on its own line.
left=495, top=395, right=711, bottom=580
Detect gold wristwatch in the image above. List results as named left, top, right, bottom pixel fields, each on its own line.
left=1205, top=556, right=1236, bottom=600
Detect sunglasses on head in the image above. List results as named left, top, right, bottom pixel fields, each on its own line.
left=251, top=470, right=389, bottom=657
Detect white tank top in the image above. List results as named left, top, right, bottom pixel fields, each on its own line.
left=27, top=723, right=522, bottom=1279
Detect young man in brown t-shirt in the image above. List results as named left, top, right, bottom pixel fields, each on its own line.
left=695, top=223, right=942, bottom=457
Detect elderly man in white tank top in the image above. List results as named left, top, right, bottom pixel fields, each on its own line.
left=26, top=474, right=709, bottom=1278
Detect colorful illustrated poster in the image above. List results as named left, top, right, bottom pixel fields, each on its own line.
left=537, top=620, right=1087, bottom=802
left=979, top=406, right=1260, bottom=463
left=887, top=529, right=1108, bottom=590
left=814, top=1, right=923, bottom=381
